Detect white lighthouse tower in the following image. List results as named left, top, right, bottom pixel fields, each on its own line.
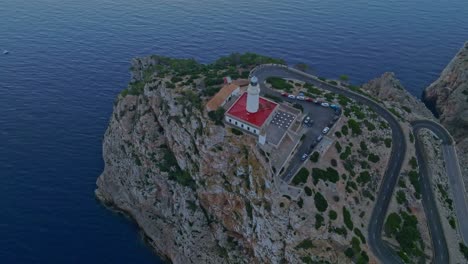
left=246, top=76, right=260, bottom=113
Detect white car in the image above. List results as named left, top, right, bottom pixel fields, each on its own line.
left=321, top=102, right=330, bottom=107
left=288, top=94, right=296, bottom=99
left=322, top=127, right=330, bottom=134
left=296, top=95, right=306, bottom=100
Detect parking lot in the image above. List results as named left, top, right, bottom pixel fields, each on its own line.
left=278, top=99, right=340, bottom=182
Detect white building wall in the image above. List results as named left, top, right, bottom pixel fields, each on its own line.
left=220, top=87, right=240, bottom=107
left=225, top=116, right=259, bottom=135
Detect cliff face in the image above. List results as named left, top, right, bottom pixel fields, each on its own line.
left=95, top=57, right=350, bottom=263
left=423, top=42, right=468, bottom=142
left=362, top=72, right=434, bottom=121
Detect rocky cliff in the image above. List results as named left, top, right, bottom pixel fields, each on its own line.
left=95, top=56, right=353, bottom=263
left=423, top=41, right=468, bottom=185
left=423, top=42, right=468, bottom=142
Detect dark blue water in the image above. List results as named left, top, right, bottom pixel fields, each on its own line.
left=1, top=0, right=467, bottom=263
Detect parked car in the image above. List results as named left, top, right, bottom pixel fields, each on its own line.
left=330, top=104, right=340, bottom=110
left=297, top=95, right=306, bottom=100
left=281, top=92, right=288, bottom=97
left=314, top=100, right=322, bottom=105
left=310, top=141, right=317, bottom=148
left=288, top=94, right=296, bottom=99
left=317, top=135, right=323, bottom=142
left=333, top=115, right=339, bottom=121
left=321, top=102, right=330, bottom=107
left=301, top=153, right=308, bottom=161
left=305, top=97, right=314, bottom=102
left=322, top=127, right=330, bottom=134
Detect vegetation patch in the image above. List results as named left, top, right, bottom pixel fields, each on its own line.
left=295, top=239, right=315, bottom=250
left=310, top=151, right=320, bottom=162
left=343, top=206, right=353, bottom=230
left=312, top=167, right=340, bottom=184
left=208, top=108, right=225, bottom=126
left=385, top=211, right=424, bottom=260
left=408, top=170, right=421, bottom=199
left=266, top=77, right=293, bottom=92
left=292, top=167, right=310, bottom=185
left=315, top=214, right=324, bottom=229
left=329, top=210, right=337, bottom=220
left=314, top=192, right=328, bottom=212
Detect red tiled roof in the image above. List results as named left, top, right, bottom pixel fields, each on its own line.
left=226, top=93, right=278, bottom=128
left=205, top=84, right=239, bottom=111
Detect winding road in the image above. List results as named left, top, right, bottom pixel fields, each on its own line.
left=412, top=120, right=468, bottom=261
left=249, top=64, right=463, bottom=263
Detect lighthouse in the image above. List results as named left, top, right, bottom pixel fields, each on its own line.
left=246, top=76, right=260, bottom=113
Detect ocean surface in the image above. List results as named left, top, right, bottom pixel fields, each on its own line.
left=0, top=0, right=467, bottom=263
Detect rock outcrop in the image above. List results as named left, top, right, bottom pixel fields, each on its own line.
left=423, top=42, right=468, bottom=142
left=362, top=72, right=434, bottom=121
left=423, top=41, right=468, bottom=185
left=95, top=56, right=353, bottom=264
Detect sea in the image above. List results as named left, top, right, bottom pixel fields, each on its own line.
left=0, top=0, right=467, bottom=263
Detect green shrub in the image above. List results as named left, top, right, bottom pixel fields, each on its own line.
left=363, top=120, right=376, bottom=131
left=460, top=243, right=468, bottom=261
left=409, top=157, right=418, bottom=169
left=384, top=212, right=401, bottom=236
left=449, top=217, right=456, bottom=229
left=297, top=198, right=304, bottom=208
left=292, top=168, right=310, bottom=185
left=341, top=125, right=349, bottom=136
left=264, top=93, right=283, bottom=103
left=208, top=108, right=225, bottom=126
left=315, top=214, right=324, bottom=229
left=329, top=210, right=337, bottom=220
left=408, top=170, right=421, bottom=198
left=356, top=171, right=371, bottom=186
left=335, top=142, right=342, bottom=153
left=266, top=77, right=293, bottom=92
left=348, top=119, right=362, bottom=135
left=312, top=167, right=340, bottom=184
left=345, top=248, right=354, bottom=258
left=295, top=239, right=315, bottom=250
left=230, top=127, right=244, bottom=135
left=335, top=131, right=342, bottom=138
left=331, top=159, right=338, bottom=167
left=339, top=146, right=352, bottom=160
left=368, top=153, right=380, bottom=163
left=384, top=138, right=392, bottom=148
left=304, top=186, right=313, bottom=196
left=340, top=75, right=349, bottom=82
left=310, top=151, right=320, bottom=162
left=314, top=192, right=328, bottom=212
left=354, top=228, right=366, bottom=244
left=396, top=190, right=407, bottom=204
left=343, top=206, right=353, bottom=230
left=202, top=86, right=221, bottom=96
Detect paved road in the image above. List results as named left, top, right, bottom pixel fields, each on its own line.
left=413, top=120, right=468, bottom=249
left=251, top=65, right=406, bottom=263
